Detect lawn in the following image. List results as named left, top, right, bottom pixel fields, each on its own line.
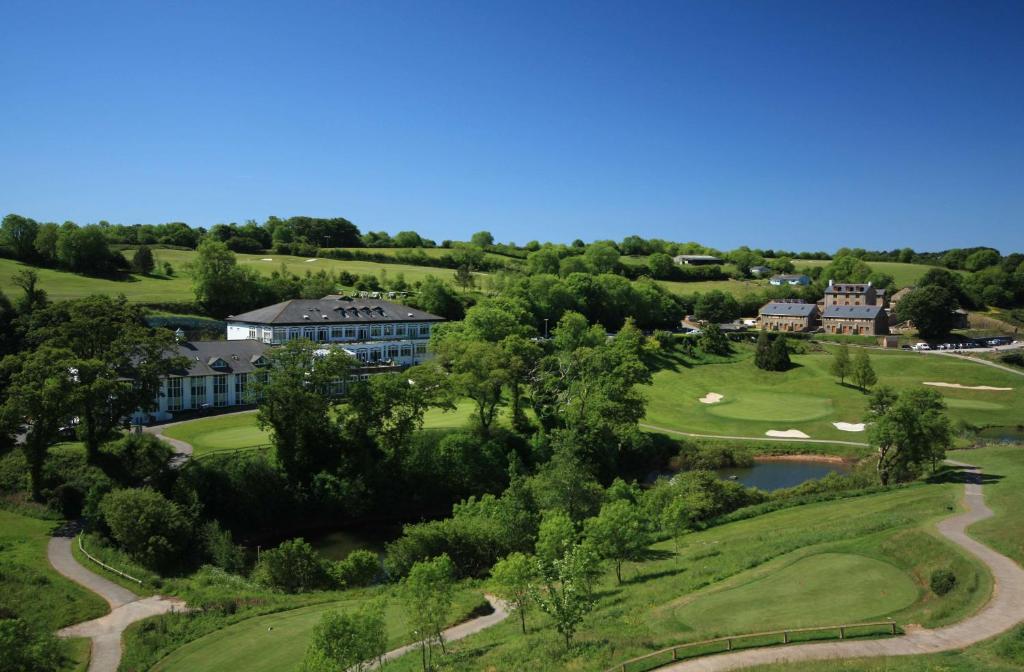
left=151, top=588, right=489, bottom=672
left=0, top=249, right=480, bottom=304
left=644, top=345, right=1024, bottom=443
left=380, top=474, right=989, bottom=671
left=792, top=260, right=966, bottom=289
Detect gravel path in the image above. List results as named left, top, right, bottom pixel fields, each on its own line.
left=48, top=536, right=184, bottom=672
left=655, top=460, right=1024, bottom=671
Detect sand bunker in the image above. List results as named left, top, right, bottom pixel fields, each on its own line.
left=305, top=258, right=317, bottom=262
left=766, top=429, right=810, bottom=439
left=261, top=258, right=273, bottom=261
left=923, top=382, right=1012, bottom=391
left=699, top=392, right=724, bottom=404
left=833, top=422, right=866, bottom=432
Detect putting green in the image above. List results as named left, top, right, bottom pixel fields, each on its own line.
left=705, top=392, right=834, bottom=423
left=671, top=552, right=918, bottom=636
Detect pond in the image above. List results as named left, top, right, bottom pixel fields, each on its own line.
left=307, top=526, right=397, bottom=561
left=716, top=458, right=852, bottom=491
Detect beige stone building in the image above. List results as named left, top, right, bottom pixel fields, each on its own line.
left=821, top=304, right=889, bottom=336
left=757, top=301, right=820, bottom=332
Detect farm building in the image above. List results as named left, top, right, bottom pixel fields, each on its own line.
left=757, top=301, right=820, bottom=332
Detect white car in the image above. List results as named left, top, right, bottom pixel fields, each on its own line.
left=911, top=342, right=931, bottom=351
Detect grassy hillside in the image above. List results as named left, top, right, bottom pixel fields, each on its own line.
left=644, top=345, right=1024, bottom=443
left=0, top=250, right=478, bottom=304
left=794, top=259, right=966, bottom=288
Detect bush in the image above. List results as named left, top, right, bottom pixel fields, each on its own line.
left=0, top=618, right=63, bottom=672
left=253, top=538, right=334, bottom=593
left=99, top=487, right=191, bottom=573
left=332, top=549, right=380, bottom=588
left=930, top=568, right=957, bottom=595
left=200, top=521, right=247, bottom=573
left=99, top=434, right=173, bottom=488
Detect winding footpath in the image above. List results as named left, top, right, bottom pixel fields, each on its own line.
left=658, top=460, right=1024, bottom=671
left=48, top=535, right=185, bottom=672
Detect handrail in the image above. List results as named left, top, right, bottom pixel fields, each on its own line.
left=605, top=619, right=899, bottom=672
left=191, top=443, right=272, bottom=460
left=78, top=533, right=143, bottom=586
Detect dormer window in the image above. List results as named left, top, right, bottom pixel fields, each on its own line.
left=208, top=357, right=230, bottom=370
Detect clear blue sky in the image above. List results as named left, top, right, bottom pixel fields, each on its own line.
left=2, top=1, right=1022, bottom=252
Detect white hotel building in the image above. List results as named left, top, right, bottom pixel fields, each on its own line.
left=139, top=296, right=444, bottom=423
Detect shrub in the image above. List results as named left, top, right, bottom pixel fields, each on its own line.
left=930, top=568, right=957, bottom=595
left=332, top=550, right=380, bottom=588
left=99, top=434, right=173, bottom=488
left=99, top=487, right=191, bottom=573
left=200, top=521, right=247, bottom=573
left=253, top=538, right=334, bottom=593
left=0, top=619, right=63, bottom=672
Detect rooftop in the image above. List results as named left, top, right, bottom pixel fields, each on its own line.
left=226, top=297, right=444, bottom=325
left=759, top=301, right=818, bottom=317
left=170, top=339, right=271, bottom=377
left=822, top=305, right=885, bottom=319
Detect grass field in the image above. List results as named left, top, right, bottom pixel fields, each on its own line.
left=152, top=587, right=489, bottom=672
left=745, top=443, right=1024, bottom=672
left=644, top=345, right=1024, bottom=443
left=0, top=249, right=479, bottom=304
left=377, top=468, right=989, bottom=670
left=792, top=259, right=966, bottom=289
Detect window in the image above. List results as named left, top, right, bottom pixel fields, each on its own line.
left=415, top=343, right=427, bottom=355
left=248, top=326, right=257, bottom=340
left=213, top=376, right=228, bottom=407
left=387, top=345, right=399, bottom=359
left=235, top=373, right=248, bottom=404
left=344, top=327, right=356, bottom=339
left=318, top=327, right=329, bottom=342
left=273, top=328, right=287, bottom=344
left=356, top=349, right=368, bottom=362
left=395, top=324, right=406, bottom=336
left=400, top=345, right=412, bottom=357
left=383, top=323, right=394, bottom=336
left=370, top=348, right=382, bottom=362
left=167, top=378, right=183, bottom=411
left=331, top=327, right=344, bottom=340
left=419, top=324, right=431, bottom=337
left=371, top=325, right=382, bottom=338
left=289, top=328, right=301, bottom=341
left=303, top=327, right=315, bottom=341
left=190, top=376, right=208, bottom=409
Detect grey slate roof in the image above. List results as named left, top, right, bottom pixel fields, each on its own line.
left=822, top=305, right=885, bottom=319
left=226, top=297, right=443, bottom=326
left=759, top=302, right=818, bottom=317
left=171, top=340, right=271, bottom=377
left=825, top=283, right=873, bottom=294
left=770, top=274, right=809, bottom=282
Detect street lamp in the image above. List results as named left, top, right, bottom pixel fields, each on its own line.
left=544, top=318, right=549, bottom=339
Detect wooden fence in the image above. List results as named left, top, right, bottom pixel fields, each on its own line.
left=191, top=444, right=273, bottom=460
left=78, top=533, right=144, bottom=586
left=606, top=620, right=900, bottom=672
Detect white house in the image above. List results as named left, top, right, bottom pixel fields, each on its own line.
left=769, top=274, right=811, bottom=286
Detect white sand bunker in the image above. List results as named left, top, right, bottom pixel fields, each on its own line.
left=766, top=429, right=810, bottom=439
left=699, top=392, right=724, bottom=404
left=833, top=422, right=866, bottom=432
left=261, top=258, right=273, bottom=261
left=923, top=382, right=1013, bottom=391
left=304, top=258, right=317, bottom=262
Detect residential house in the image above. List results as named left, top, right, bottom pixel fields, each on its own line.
left=821, top=304, right=889, bottom=336
left=757, top=301, right=820, bottom=332
left=769, top=274, right=811, bottom=286
left=823, top=280, right=887, bottom=308
left=749, top=265, right=771, bottom=277
left=673, top=254, right=723, bottom=266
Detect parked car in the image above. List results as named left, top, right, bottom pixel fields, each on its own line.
left=911, top=342, right=931, bottom=351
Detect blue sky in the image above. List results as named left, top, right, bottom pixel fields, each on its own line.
left=1, top=1, right=1022, bottom=252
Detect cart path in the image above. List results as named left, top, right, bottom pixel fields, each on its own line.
left=48, top=536, right=185, bottom=672
left=142, top=424, right=194, bottom=465
left=369, top=594, right=510, bottom=668
left=657, top=460, right=1024, bottom=671
left=639, top=423, right=870, bottom=448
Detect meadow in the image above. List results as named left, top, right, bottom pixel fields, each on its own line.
left=793, top=259, right=965, bottom=288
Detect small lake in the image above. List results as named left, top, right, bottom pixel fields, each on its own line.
left=308, top=527, right=396, bottom=561
left=716, top=459, right=852, bottom=491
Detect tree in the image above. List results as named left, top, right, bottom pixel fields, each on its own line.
left=851, top=350, right=877, bottom=391
left=527, top=247, right=562, bottom=275
left=131, top=245, right=156, bottom=275
left=29, top=296, right=184, bottom=462
left=33, top=222, right=60, bottom=263
left=190, top=239, right=265, bottom=318
left=491, top=552, right=537, bottom=634
left=414, top=276, right=464, bottom=320
left=535, top=509, right=578, bottom=566
left=454, top=264, right=475, bottom=290
left=430, top=338, right=508, bottom=436
left=100, top=487, right=191, bottom=572
left=403, top=554, right=456, bottom=669
left=868, top=388, right=952, bottom=485
left=251, top=339, right=354, bottom=484
left=530, top=544, right=597, bottom=650
left=895, top=286, right=958, bottom=339
left=830, top=344, right=852, bottom=384
left=647, top=252, right=675, bottom=279
left=768, top=335, right=791, bottom=371
left=0, top=345, right=76, bottom=500
left=584, top=499, right=648, bottom=583
left=470, top=230, right=494, bottom=247
left=55, top=225, right=122, bottom=274
left=253, top=538, right=334, bottom=593
left=693, top=291, right=740, bottom=323
left=754, top=331, right=772, bottom=370
left=697, top=323, right=730, bottom=356
left=1, top=214, right=40, bottom=260
left=963, top=248, right=1000, bottom=272
left=301, top=606, right=387, bottom=672
left=12, top=269, right=47, bottom=314
left=584, top=243, right=620, bottom=274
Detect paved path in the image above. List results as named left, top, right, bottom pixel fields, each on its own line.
left=639, top=423, right=870, bottom=449
left=142, top=422, right=194, bottom=466
left=48, top=536, right=184, bottom=672
left=368, top=594, right=510, bottom=668
left=655, top=460, right=1024, bottom=671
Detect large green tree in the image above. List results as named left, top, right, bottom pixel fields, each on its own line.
left=584, top=498, right=648, bottom=584
left=251, top=339, right=354, bottom=484
left=190, top=239, right=267, bottom=318
left=530, top=544, right=598, bottom=650
left=830, top=344, right=852, bottom=383
left=895, top=286, right=959, bottom=338
left=403, top=554, right=456, bottom=669
left=301, top=606, right=387, bottom=672
left=867, top=387, right=952, bottom=485
left=852, top=350, right=877, bottom=391
left=490, top=552, right=537, bottom=634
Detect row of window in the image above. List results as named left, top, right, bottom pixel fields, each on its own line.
left=164, top=371, right=383, bottom=411
left=352, top=343, right=428, bottom=362
left=266, top=323, right=432, bottom=344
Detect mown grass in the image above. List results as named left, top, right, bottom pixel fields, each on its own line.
left=378, top=479, right=987, bottom=671
left=644, top=344, right=1024, bottom=442
left=792, top=260, right=968, bottom=289
left=150, top=587, right=489, bottom=672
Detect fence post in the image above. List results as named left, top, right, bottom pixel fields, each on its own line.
left=839, top=626, right=845, bottom=640
left=890, top=622, right=897, bottom=635
left=783, top=631, right=789, bottom=644
left=727, top=638, right=732, bottom=651
left=672, top=648, right=677, bottom=661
